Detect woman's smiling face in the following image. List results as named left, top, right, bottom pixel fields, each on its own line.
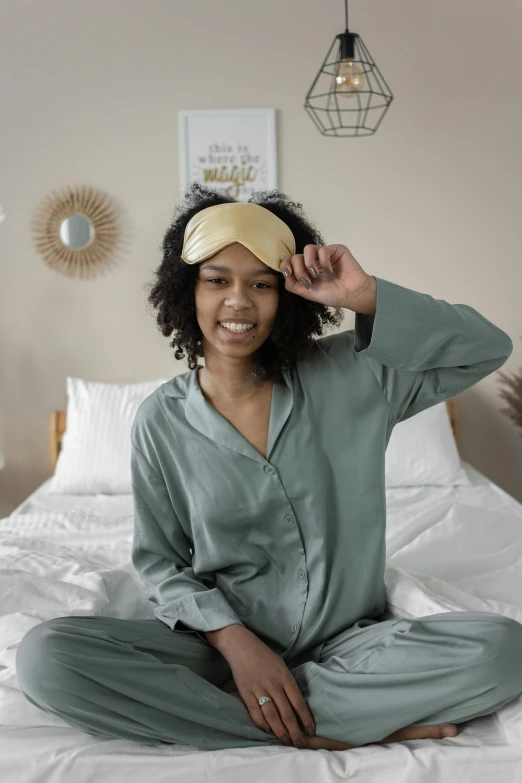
left=194, top=243, right=280, bottom=358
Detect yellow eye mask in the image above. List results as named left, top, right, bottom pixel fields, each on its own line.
left=180, top=202, right=296, bottom=273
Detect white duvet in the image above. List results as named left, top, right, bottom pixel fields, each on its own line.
left=2, top=461, right=522, bottom=783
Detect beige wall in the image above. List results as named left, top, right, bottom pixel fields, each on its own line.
left=1, top=0, right=521, bottom=516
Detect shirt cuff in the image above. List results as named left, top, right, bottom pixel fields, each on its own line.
left=153, top=588, right=245, bottom=636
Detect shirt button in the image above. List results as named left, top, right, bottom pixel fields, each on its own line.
left=298, top=568, right=306, bottom=579
left=264, top=465, right=275, bottom=474
left=285, top=515, right=295, bottom=525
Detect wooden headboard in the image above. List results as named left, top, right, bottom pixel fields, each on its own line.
left=50, top=410, right=67, bottom=472
left=49, top=398, right=461, bottom=473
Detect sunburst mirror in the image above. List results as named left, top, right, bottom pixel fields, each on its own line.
left=31, top=185, right=125, bottom=279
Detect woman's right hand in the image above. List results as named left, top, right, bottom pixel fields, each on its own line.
left=224, top=630, right=316, bottom=748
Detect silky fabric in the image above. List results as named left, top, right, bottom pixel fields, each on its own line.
left=180, top=202, right=296, bottom=272
left=127, top=275, right=513, bottom=661
left=16, top=274, right=519, bottom=749
left=16, top=610, right=522, bottom=749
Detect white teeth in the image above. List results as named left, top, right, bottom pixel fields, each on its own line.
left=220, top=322, right=254, bottom=333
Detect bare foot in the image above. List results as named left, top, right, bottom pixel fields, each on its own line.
left=302, top=734, right=356, bottom=751
left=372, top=723, right=459, bottom=744
left=302, top=723, right=458, bottom=751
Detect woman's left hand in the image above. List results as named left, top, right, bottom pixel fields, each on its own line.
left=280, top=243, right=372, bottom=310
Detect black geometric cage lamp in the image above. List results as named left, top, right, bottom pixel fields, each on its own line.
left=304, top=0, right=394, bottom=137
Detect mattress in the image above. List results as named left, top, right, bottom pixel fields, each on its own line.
left=2, top=459, right=522, bottom=782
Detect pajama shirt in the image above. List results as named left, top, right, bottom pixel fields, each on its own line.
left=128, top=275, right=513, bottom=661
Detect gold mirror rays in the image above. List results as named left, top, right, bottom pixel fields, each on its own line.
left=31, top=185, right=125, bottom=279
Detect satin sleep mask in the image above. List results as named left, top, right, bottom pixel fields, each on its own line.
left=180, top=202, right=296, bottom=273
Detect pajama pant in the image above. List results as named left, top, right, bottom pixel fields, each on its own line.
left=15, top=610, right=522, bottom=751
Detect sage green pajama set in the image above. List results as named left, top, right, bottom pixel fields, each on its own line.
left=16, top=276, right=522, bottom=750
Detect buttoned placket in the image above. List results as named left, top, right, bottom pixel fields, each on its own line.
left=263, top=462, right=307, bottom=648
left=180, top=366, right=308, bottom=654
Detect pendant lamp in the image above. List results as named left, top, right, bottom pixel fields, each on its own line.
left=304, top=0, right=394, bottom=137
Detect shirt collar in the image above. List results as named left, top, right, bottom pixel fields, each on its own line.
left=164, top=364, right=294, bottom=464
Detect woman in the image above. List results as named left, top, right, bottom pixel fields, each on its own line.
left=16, top=184, right=521, bottom=752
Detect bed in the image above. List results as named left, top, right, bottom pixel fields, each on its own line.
left=2, top=397, right=522, bottom=783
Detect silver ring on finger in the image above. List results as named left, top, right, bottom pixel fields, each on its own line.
left=258, top=695, right=273, bottom=706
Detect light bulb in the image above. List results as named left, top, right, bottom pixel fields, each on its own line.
left=332, top=60, right=365, bottom=98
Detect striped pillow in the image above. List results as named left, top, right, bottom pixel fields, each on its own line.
left=47, top=377, right=168, bottom=495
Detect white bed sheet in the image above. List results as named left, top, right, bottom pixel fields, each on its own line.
left=2, top=458, right=522, bottom=782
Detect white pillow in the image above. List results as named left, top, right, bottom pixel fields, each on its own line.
left=385, top=402, right=471, bottom=487
left=47, top=377, right=168, bottom=495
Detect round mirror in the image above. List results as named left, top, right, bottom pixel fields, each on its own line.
left=31, top=185, right=124, bottom=279
left=59, top=213, right=95, bottom=249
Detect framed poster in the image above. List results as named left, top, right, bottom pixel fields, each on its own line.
left=178, top=108, right=277, bottom=201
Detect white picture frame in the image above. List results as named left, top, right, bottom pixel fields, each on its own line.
left=178, top=108, right=277, bottom=201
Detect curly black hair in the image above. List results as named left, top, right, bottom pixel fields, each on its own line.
left=145, top=183, right=345, bottom=387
